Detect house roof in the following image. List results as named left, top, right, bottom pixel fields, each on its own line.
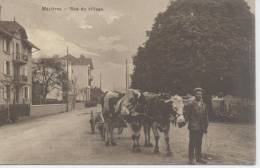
left=23, top=39, right=40, bottom=50
left=0, top=21, right=28, bottom=38
left=0, top=20, right=39, bottom=50
left=62, top=54, right=94, bottom=69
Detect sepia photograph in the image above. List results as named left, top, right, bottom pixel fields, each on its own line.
left=0, top=0, right=256, bottom=165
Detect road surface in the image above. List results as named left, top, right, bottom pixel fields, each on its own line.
left=0, top=106, right=255, bottom=164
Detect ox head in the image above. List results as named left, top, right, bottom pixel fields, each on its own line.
left=164, top=95, right=186, bottom=128
left=118, top=89, right=145, bottom=117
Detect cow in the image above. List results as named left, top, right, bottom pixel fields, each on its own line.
left=101, top=91, right=124, bottom=146
left=142, top=92, right=186, bottom=156
left=115, top=89, right=146, bottom=152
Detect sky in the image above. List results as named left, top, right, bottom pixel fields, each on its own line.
left=0, top=0, right=255, bottom=91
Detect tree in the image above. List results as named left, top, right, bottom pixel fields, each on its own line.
left=32, top=81, right=44, bottom=104
left=132, top=0, right=254, bottom=98
left=32, top=56, right=66, bottom=103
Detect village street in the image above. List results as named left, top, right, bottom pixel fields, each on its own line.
left=0, top=106, right=255, bottom=165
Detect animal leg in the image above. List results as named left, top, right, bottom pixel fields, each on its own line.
left=110, top=124, right=117, bottom=146
left=164, top=123, right=172, bottom=156
left=100, top=125, right=105, bottom=140
left=104, top=122, right=110, bottom=146
left=144, top=122, right=153, bottom=147
left=152, top=122, right=160, bottom=153
left=135, top=127, right=142, bottom=152
left=102, top=126, right=106, bottom=140
left=132, top=134, right=137, bottom=152
left=147, top=123, right=153, bottom=147
left=143, top=123, right=149, bottom=147
left=90, top=119, right=95, bottom=134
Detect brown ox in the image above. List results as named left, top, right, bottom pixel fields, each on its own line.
left=143, top=92, right=186, bottom=156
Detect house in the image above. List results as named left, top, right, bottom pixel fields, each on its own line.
left=0, top=19, right=39, bottom=105
left=61, top=54, right=94, bottom=102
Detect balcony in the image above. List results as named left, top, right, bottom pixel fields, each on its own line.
left=13, top=53, right=29, bottom=64
left=13, top=75, right=28, bottom=85
left=1, top=74, right=12, bottom=84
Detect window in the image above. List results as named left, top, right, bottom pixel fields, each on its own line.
left=16, top=43, right=20, bottom=58
left=3, top=85, right=11, bottom=101
left=6, top=85, right=10, bottom=100
left=3, top=61, right=11, bottom=75
left=6, top=61, right=10, bottom=75
left=21, top=66, right=28, bottom=76
left=3, top=38, right=10, bottom=53
left=24, top=87, right=29, bottom=99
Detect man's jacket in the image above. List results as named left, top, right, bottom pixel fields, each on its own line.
left=185, top=99, right=208, bottom=132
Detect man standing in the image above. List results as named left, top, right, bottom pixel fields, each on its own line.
left=185, top=87, right=209, bottom=164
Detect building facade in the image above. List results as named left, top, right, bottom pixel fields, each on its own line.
left=0, top=20, right=38, bottom=105
left=62, top=54, right=94, bottom=102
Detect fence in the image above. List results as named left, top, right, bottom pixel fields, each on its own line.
left=0, top=102, right=90, bottom=126
left=211, top=95, right=255, bottom=122
left=30, top=102, right=86, bottom=118
left=0, top=104, right=30, bottom=125
left=31, top=104, right=66, bottom=118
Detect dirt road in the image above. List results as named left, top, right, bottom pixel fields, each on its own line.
left=0, top=107, right=255, bottom=165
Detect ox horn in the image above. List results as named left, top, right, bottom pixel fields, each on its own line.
left=164, top=99, right=171, bottom=103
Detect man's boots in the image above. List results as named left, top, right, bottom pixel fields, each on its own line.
left=197, top=158, right=207, bottom=164
left=188, top=158, right=195, bottom=165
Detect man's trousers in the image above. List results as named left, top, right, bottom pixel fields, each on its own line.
left=189, top=130, right=204, bottom=161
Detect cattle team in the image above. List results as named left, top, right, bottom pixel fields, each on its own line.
left=90, top=87, right=208, bottom=164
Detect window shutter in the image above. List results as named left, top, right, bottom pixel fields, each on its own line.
left=27, top=87, right=29, bottom=99
left=10, top=62, right=13, bottom=76
left=3, top=86, right=6, bottom=99
left=21, top=66, right=24, bottom=75
left=25, top=66, right=28, bottom=76
left=24, top=87, right=26, bottom=99
left=2, top=39, right=4, bottom=52
left=3, top=61, right=6, bottom=74
left=22, top=87, right=24, bottom=98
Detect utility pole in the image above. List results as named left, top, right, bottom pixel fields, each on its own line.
left=99, top=72, right=102, bottom=90
left=125, top=59, right=128, bottom=93
left=88, top=65, right=91, bottom=101
left=66, top=46, right=69, bottom=112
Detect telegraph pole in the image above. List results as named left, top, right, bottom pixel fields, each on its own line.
left=99, top=72, right=102, bottom=90
left=66, top=46, right=69, bottom=112
left=125, top=59, right=128, bottom=93
left=88, top=65, right=91, bottom=101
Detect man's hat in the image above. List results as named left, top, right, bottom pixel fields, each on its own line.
left=193, top=87, right=204, bottom=94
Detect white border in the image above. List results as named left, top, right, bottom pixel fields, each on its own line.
left=1, top=0, right=258, bottom=168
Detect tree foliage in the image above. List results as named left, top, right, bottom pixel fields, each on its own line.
left=32, top=56, right=66, bottom=103
left=131, top=0, right=254, bottom=98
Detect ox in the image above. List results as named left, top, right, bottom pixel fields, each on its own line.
left=143, top=92, right=186, bottom=156
left=101, top=91, right=124, bottom=146
left=115, top=89, right=146, bottom=152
